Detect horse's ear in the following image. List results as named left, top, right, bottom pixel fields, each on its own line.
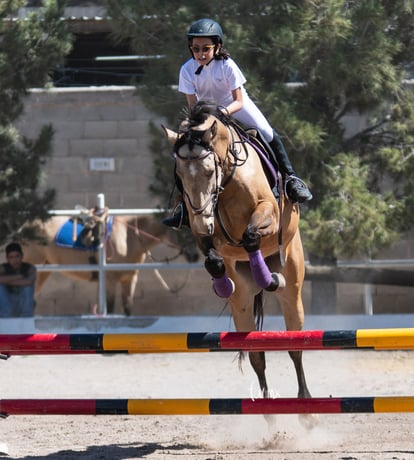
left=202, top=120, right=217, bottom=144
left=162, top=125, right=179, bottom=145
left=210, top=120, right=217, bottom=138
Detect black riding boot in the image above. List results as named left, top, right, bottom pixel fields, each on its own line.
left=162, top=175, right=189, bottom=229
left=162, top=200, right=189, bottom=229
left=268, top=130, right=312, bottom=203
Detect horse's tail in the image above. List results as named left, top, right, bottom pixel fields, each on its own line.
left=254, top=290, right=264, bottom=331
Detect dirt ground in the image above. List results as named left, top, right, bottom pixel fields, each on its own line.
left=0, top=349, right=413, bottom=459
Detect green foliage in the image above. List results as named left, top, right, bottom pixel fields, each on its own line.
left=300, top=153, right=399, bottom=258
left=0, top=0, right=72, bottom=245
left=106, top=0, right=414, bottom=259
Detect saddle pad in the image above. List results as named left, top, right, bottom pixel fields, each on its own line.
left=246, top=133, right=278, bottom=189
left=55, top=216, right=113, bottom=250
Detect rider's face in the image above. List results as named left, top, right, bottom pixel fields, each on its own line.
left=190, top=38, right=217, bottom=64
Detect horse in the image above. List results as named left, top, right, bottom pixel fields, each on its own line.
left=163, top=102, right=312, bottom=404
left=18, top=214, right=199, bottom=315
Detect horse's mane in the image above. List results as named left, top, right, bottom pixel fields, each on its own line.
left=183, top=101, right=233, bottom=129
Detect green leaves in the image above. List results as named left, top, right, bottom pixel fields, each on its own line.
left=302, top=153, right=398, bottom=258
left=0, top=0, right=71, bottom=245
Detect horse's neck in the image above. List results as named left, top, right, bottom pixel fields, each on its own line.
left=125, top=216, right=166, bottom=241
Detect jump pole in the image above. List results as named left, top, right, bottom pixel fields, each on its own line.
left=1, top=397, right=414, bottom=416
left=0, top=328, right=414, bottom=355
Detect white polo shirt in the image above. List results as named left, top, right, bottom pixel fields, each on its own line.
left=178, top=57, right=274, bottom=141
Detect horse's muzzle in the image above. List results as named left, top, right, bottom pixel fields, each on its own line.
left=192, top=215, right=215, bottom=236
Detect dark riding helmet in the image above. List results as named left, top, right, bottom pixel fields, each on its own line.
left=187, top=18, right=223, bottom=44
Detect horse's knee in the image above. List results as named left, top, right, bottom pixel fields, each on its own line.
left=242, top=225, right=261, bottom=253
left=204, top=248, right=225, bottom=278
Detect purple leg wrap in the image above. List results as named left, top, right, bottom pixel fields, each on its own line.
left=212, top=275, right=235, bottom=298
left=248, top=249, right=273, bottom=289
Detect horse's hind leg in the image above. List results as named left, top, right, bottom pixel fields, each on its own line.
left=289, top=350, right=311, bottom=398
left=280, top=285, right=312, bottom=399
left=119, top=271, right=138, bottom=316
left=248, top=351, right=269, bottom=397
left=226, top=262, right=270, bottom=397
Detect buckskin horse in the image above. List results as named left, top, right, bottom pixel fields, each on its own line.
left=18, top=213, right=199, bottom=315
left=163, top=102, right=311, bottom=403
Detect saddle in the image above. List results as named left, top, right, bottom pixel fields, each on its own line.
left=214, top=109, right=280, bottom=193
left=55, top=207, right=113, bottom=251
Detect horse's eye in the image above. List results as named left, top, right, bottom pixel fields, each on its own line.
left=204, top=168, right=215, bottom=178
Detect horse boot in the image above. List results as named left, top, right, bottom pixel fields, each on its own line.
left=268, top=130, right=312, bottom=204
left=162, top=199, right=189, bottom=230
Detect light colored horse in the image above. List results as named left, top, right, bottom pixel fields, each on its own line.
left=163, top=102, right=311, bottom=402
left=19, top=214, right=198, bottom=315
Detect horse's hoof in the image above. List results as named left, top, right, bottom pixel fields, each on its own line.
left=265, top=273, right=286, bottom=292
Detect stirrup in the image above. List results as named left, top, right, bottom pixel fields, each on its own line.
left=284, top=175, right=313, bottom=204
left=162, top=202, right=184, bottom=230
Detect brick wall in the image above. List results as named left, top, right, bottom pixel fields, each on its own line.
left=19, top=87, right=160, bottom=209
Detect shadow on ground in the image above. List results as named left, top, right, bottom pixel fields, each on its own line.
left=1, top=442, right=201, bottom=459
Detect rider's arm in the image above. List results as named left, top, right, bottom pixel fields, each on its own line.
left=224, top=87, right=243, bottom=115
left=186, top=94, right=198, bottom=108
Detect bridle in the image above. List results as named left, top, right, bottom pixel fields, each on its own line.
left=174, top=116, right=249, bottom=244
left=174, top=121, right=247, bottom=211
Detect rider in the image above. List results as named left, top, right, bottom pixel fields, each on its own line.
left=163, top=18, right=312, bottom=229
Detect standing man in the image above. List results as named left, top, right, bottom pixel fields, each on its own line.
left=0, top=242, right=36, bottom=317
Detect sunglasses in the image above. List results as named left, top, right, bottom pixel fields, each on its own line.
left=190, top=45, right=215, bottom=54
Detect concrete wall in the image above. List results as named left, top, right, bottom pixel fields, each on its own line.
left=12, top=87, right=414, bottom=317
left=19, top=87, right=160, bottom=209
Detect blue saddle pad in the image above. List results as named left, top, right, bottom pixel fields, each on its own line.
left=55, top=216, right=113, bottom=250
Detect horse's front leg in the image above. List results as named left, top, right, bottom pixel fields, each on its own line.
left=200, top=237, right=235, bottom=298
left=242, top=204, right=285, bottom=292
left=244, top=231, right=285, bottom=291
left=204, top=247, right=235, bottom=298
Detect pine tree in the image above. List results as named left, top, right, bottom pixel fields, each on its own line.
left=0, top=0, right=72, bottom=245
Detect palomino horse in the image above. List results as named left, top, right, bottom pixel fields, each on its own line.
left=163, top=102, right=311, bottom=401
left=18, top=214, right=198, bottom=315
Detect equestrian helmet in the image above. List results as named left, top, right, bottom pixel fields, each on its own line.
left=187, top=18, right=223, bottom=43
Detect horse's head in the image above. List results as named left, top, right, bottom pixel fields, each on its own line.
left=163, top=102, right=230, bottom=236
